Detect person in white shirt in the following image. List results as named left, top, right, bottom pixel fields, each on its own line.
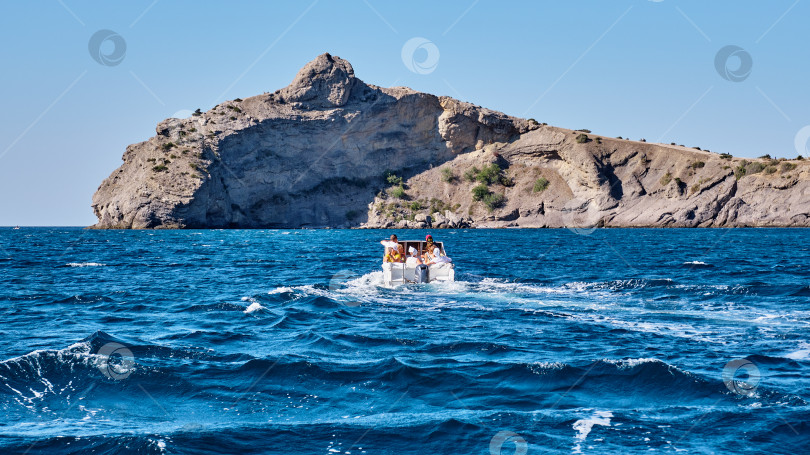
left=425, top=247, right=452, bottom=265
left=406, top=246, right=423, bottom=265
left=433, top=247, right=452, bottom=264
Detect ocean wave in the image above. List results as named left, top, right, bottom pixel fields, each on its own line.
left=681, top=261, right=713, bottom=268
left=182, top=302, right=249, bottom=313
left=2, top=330, right=806, bottom=454
left=790, top=285, right=810, bottom=296
left=564, top=279, right=676, bottom=292
left=0, top=435, right=170, bottom=455
left=784, top=342, right=810, bottom=360
left=65, top=262, right=106, bottom=267
left=573, top=410, right=613, bottom=454
left=268, top=286, right=296, bottom=295
left=4, top=410, right=807, bottom=455
left=240, top=296, right=265, bottom=313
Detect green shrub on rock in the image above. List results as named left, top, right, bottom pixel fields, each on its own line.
left=747, top=162, right=766, bottom=174
left=735, top=161, right=748, bottom=180
left=471, top=184, right=506, bottom=212
left=476, top=164, right=501, bottom=185
left=389, top=185, right=406, bottom=199
left=472, top=184, right=490, bottom=201
left=533, top=177, right=549, bottom=193
left=383, top=170, right=403, bottom=186
left=441, top=167, right=455, bottom=183
left=483, top=193, right=505, bottom=211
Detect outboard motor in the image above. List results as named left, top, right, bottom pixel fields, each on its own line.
left=415, top=264, right=429, bottom=283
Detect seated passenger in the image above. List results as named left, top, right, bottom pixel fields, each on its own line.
left=426, top=246, right=452, bottom=265
left=422, top=234, right=437, bottom=263
left=432, top=247, right=452, bottom=264
left=425, top=234, right=435, bottom=252
left=384, top=243, right=405, bottom=263
left=406, top=246, right=423, bottom=265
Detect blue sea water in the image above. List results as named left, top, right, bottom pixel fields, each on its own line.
left=0, top=227, right=808, bottom=454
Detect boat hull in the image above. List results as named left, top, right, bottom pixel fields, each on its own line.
left=382, top=262, right=455, bottom=286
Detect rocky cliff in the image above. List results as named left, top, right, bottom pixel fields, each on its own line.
left=92, top=53, right=810, bottom=229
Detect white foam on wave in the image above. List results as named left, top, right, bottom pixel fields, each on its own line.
left=785, top=349, right=810, bottom=360
left=341, top=270, right=385, bottom=291
left=474, top=277, right=562, bottom=295
left=241, top=296, right=264, bottom=313
left=258, top=274, right=687, bottom=315
left=66, top=262, right=106, bottom=267
left=683, top=261, right=708, bottom=265
left=572, top=410, right=613, bottom=454
left=244, top=302, right=263, bottom=314
left=0, top=341, right=97, bottom=411
left=753, top=314, right=780, bottom=322
left=785, top=342, right=810, bottom=360
left=268, top=287, right=296, bottom=295
left=528, top=361, right=567, bottom=372
left=264, top=276, right=380, bottom=307
left=588, top=314, right=719, bottom=344
left=603, top=358, right=668, bottom=369
left=565, top=278, right=674, bottom=292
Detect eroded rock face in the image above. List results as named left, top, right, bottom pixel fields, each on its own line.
left=92, top=53, right=810, bottom=229
left=92, top=53, right=521, bottom=228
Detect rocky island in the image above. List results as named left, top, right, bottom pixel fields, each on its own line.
left=92, top=53, right=810, bottom=229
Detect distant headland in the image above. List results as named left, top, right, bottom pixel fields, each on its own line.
left=91, top=53, right=810, bottom=229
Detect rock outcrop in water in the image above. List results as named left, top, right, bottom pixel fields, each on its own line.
left=92, top=53, right=810, bottom=229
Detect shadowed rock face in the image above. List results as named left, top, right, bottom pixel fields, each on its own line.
left=92, top=53, right=810, bottom=229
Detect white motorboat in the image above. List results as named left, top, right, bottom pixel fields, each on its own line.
left=381, top=240, right=455, bottom=286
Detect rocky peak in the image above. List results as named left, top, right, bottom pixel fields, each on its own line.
left=282, top=53, right=356, bottom=107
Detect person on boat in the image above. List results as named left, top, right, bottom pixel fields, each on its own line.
left=384, top=242, right=405, bottom=263
left=406, top=246, right=423, bottom=265
left=424, top=246, right=452, bottom=265
left=380, top=234, right=399, bottom=249
left=430, top=246, right=452, bottom=264
left=422, top=234, right=437, bottom=262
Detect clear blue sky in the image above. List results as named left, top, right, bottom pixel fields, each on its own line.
left=1, top=0, right=807, bottom=226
